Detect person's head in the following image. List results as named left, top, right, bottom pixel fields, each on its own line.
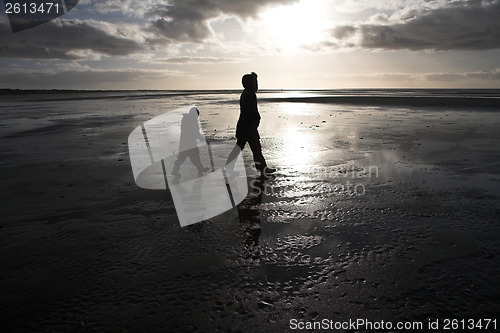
left=242, top=72, right=258, bottom=92
left=188, top=107, right=200, bottom=117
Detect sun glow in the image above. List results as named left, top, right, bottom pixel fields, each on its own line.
left=259, top=0, right=331, bottom=52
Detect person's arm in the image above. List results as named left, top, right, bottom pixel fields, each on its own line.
left=241, top=92, right=260, bottom=129
left=186, top=116, right=204, bottom=141
left=250, top=93, right=260, bottom=128
left=196, top=127, right=204, bottom=141
left=193, top=120, right=204, bottom=141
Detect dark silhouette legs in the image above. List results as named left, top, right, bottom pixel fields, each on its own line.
left=226, top=137, right=267, bottom=172
left=172, top=148, right=208, bottom=177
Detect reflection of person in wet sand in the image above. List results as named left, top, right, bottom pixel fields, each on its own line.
left=226, top=72, right=276, bottom=177
left=238, top=178, right=265, bottom=246
left=171, top=107, right=209, bottom=179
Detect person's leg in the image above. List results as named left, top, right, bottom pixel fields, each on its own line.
left=247, top=137, right=267, bottom=172
left=172, top=151, right=188, bottom=175
left=187, top=148, right=209, bottom=175
left=186, top=148, right=200, bottom=167
left=226, top=138, right=246, bottom=169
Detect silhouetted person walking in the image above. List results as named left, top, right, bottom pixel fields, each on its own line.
left=172, top=107, right=209, bottom=179
left=226, top=72, right=276, bottom=177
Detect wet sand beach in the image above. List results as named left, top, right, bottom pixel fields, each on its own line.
left=1, top=90, right=499, bottom=332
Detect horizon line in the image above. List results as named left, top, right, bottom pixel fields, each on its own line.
left=2, top=87, right=500, bottom=93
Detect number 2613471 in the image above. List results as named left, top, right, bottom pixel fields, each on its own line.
left=5, top=2, right=61, bottom=14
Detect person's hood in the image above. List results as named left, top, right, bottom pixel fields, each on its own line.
left=242, top=72, right=258, bottom=91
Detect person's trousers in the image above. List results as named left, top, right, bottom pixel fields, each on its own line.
left=172, top=148, right=204, bottom=174
left=226, top=135, right=267, bottom=171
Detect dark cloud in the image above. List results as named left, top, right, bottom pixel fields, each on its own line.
left=334, top=0, right=500, bottom=51
left=150, top=17, right=211, bottom=42
left=159, top=56, right=237, bottom=64
left=332, top=25, right=357, bottom=40
left=346, top=68, right=500, bottom=83
left=148, top=0, right=298, bottom=42
left=465, top=68, right=500, bottom=80
left=424, top=73, right=465, bottom=82
left=422, top=68, right=500, bottom=82
left=0, top=19, right=143, bottom=59
left=0, top=68, right=171, bottom=89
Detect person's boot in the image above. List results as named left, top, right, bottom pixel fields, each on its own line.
left=171, top=168, right=181, bottom=179
left=261, top=167, right=276, bottom=178
left=198, top=166, right=210, bottom=176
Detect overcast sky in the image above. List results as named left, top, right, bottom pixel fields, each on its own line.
left=1, top=0, right=499, bottom=89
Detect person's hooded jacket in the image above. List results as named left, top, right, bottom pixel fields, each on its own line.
left=236, top=73, right=261, bottom=138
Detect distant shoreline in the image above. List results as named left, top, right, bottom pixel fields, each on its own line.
left=0, top=88, right=243, bottom=95
left=1, top=88, right=499, bottom=108
left=2, top=88, right=500, bottom=95
left=257, top=96, right=500, bottom=108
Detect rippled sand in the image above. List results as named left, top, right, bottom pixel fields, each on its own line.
left=1, top=91, right=499, bottom=331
